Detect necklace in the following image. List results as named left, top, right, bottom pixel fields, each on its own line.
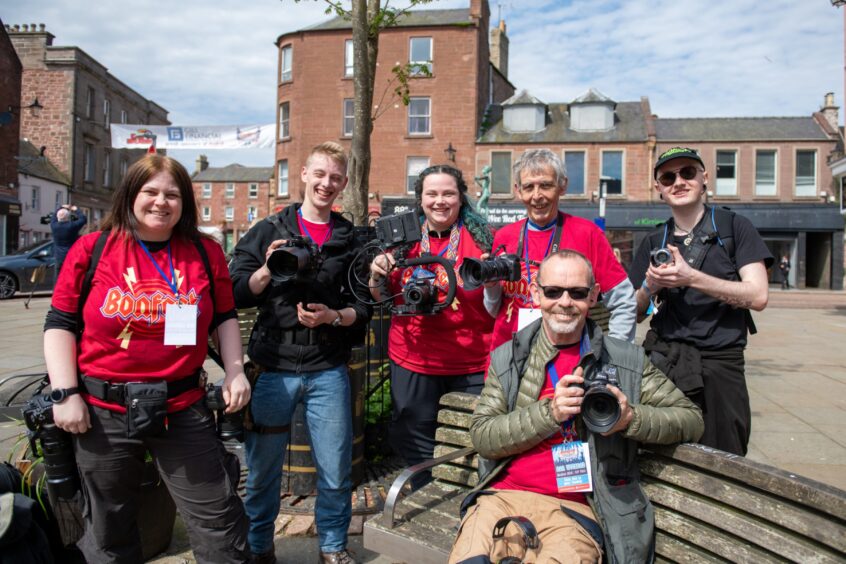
left=674, top=226, right=694, bottom=246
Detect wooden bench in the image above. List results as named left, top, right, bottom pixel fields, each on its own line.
left=364, top=392, right=846, bottom=563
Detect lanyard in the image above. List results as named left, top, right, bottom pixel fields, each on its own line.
left=522, top=220, right=556, bottom=287
left=138, top=240, right=179, bottom=297
left=297, top=209, right=333, bottom=248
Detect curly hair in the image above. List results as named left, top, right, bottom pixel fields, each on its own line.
left=412, top=164, right=493, bottom=252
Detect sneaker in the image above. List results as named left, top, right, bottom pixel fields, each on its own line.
left=318, top=549, right=358, bottom=564
left=251, top=550, right=277, bottom=564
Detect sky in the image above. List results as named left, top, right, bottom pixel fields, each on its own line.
left=3, top=0, right=843, bottom=171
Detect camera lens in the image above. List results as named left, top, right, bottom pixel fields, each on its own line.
left=650, top=248, right=673, bottom=267
left=404, top=282, right=431, bottom=306
left=582, top=385, right=621, bottom=434
left=40, top=424, right=80, bottom=499
left=459, top=255, right=521, bottom=291
left=267, top=246, right=311, bottom=283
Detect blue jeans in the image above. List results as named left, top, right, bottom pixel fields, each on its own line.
left=244, top=364, right=352, bottom=554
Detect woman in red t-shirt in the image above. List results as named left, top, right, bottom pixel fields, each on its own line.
left=369, top=164, right=494, bottom=487
left=42, top=155, right=251, bottom=562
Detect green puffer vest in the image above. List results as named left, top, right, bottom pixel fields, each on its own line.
left=476, top=319, right=655, bottom=564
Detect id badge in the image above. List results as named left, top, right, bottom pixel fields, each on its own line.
left=517, top=307, right=542, bottom=331
left=552, top=440, right=593, bottom=493
left=164, top=303, right=197, bottom=346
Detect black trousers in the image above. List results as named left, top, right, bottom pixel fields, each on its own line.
left=73, top=402, right=250, bottom=563
left=389, top=361, right=484, bottom=486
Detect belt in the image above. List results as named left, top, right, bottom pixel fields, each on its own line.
left=79, top=370, right=203, bottom=405
left=256, top=326, right=334, bottom=346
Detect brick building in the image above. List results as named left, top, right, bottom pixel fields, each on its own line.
left=192, top=155, right=274, bottom=253
left=7, top=23, right=169, bottom=230
left=0, top=20, right=23, bottom=255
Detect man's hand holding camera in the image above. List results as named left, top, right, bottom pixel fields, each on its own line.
left=645, top=244, right=697, bottom=291
left=248, top=238, right=287, bottom=295
left=550, top=366, right=633, bottom=436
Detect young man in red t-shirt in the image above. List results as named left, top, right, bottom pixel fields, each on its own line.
left=484, top=149, right=636, bottom=350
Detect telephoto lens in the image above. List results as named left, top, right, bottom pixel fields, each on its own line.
left=580, top=369, right=621, bottom=434
left=267, top=245, right=312, bottom=284
left=22, top=394, right=80, bottom=500
left=459, top=254, right=522, bottom=290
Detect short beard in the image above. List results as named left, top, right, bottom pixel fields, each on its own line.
left=543, top=309, right=582, bottom=337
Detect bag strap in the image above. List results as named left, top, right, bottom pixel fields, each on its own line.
left=77, top=230, right=110, bottom=338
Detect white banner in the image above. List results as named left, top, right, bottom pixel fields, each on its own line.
left=110, top=124, right=275, bottom=150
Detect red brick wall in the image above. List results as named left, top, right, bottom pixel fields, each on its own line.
left=193, top=179, right=273, bottom=244
left=0, top=25, right=22, bottom=196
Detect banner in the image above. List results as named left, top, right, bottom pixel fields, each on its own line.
left=110, top=124, right=275, bottom=150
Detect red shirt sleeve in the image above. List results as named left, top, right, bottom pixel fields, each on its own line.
left=51, top=232, right=101, bottom=314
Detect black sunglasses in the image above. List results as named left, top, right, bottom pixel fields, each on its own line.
left=657, top=165, right=700, bottom=187
left=537, top=285, right=591, bottom=300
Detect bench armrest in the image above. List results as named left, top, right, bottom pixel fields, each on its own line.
left=382, top=446, right=475, bottom=528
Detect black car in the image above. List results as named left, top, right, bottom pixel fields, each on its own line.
left=0, top=241, right=56, bottom=299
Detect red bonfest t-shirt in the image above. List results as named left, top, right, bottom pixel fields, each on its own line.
left=52, top=233, right=236, bottom=412
left=490, top=214, right=627, bottom=350
left=489, top=345, right=587, bottom=504
left=387, top=226, right=494, bottom=375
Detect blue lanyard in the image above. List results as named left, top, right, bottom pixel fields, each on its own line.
left=138, top=240, right=179, bottom=297
left=298, top=209, right=333, bottom=248
left=547, top=329, right=592, bottom=387
left=522, top=220, right=556, bottom=286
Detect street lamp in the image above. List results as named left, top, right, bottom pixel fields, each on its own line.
left=444, top=142, right=456, bottom=163
left=0, top=97, right=43, bottom=126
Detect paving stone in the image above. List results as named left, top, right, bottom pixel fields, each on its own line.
left=285, top=514, right=315, bottom=536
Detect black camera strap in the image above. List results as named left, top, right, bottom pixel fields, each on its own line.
left=267, top=212, right=295, bottom=240
left=516, top=212, right=565, bottom=263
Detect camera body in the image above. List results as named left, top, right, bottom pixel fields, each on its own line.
left=650, top=247, right=673, bottom=267
left=581, top=367, right=622, bottom=434
left=205, top=384, right=245, bottom=442
left=401, top=269, right=436, bottom=314
left=267, top=236, right=322, bottom=284
left=460, top=254, right=521, bottom=291
left=40, top=211, right=79, bottom=225
left=22, top=393, right=80, bottom=500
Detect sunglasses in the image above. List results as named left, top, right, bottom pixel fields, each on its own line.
left=537, top=285, right=591, bottom=300
left=657, top=165, right=700, bottom=187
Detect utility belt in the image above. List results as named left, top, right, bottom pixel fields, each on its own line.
left=254, top=325, right=341, bottom=347
left=79, top=370, right=204, bottom=438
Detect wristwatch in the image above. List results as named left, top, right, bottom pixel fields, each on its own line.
left=49, top=387, right=79, bottom=404
left=331, top=310, right=343, bottom=327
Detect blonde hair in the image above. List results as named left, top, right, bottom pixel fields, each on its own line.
left=306, top=141, right=348, bottom=171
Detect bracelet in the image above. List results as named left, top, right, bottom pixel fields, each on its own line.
left=641, top=279, right=652, bottom=295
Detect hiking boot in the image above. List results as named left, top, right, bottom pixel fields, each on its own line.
left=318, top=549, right=358, bottom=564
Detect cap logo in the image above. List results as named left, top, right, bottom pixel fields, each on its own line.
left=658, top=147, right=698, bottom=160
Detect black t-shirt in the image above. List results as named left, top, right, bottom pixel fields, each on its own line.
left=628, top=211, right=772, bottom=350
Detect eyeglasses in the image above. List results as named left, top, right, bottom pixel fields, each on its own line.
left=537, top=285, right=591, bottom=300
left=657, top=165, right=700, bottom=187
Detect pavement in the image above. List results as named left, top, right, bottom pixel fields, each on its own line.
left=1, top=288, right=845, bottom=562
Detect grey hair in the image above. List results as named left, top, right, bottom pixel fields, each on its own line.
left=538, top=249, right=595, bottom=287
left=512, top=148, right=567, bottom=188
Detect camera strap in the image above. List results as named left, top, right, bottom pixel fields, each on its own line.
left=516, top=213, right=564, bottom=264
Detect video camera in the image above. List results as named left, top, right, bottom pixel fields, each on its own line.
left=266, top=236, right=323, bottom=285
left=204, top=384, right=245, bottom=442
left=579, top=367, right=622, bottom=434
left=22, top=392, right=80, bottom=500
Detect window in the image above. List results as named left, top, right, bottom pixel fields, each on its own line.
left=600, top=150, right=623, bottom=195
left=279, top=102, right=290, bottom=139
left=84, top=143, right=95, bottom=182
left=280, top=45, right=292, bottom=82
left=225, top=206, right=234, bottom=221
left=755, top=150, right=777, bottom=196
left=202, top=183, right=212, bottom=198
left=343, top=99, right=354, bottom=137
left=715, top=150, right=737, bottom=196
left=344, top=39, right=354, bottom=77
left=202, top=207, right=211, bottom=221
left=30, top=186, right=40, bottom=211
left=278, top=160, right=289, bottom=197
left=795, top=150, right=817, bottom=196
left=564, top=151, right=586, bottom=195
left=119, top=158, right=128, bottom=181
left=86, top=87, right=95, bottom=119
left=249, top=183, right=258, bottom=199
left=406, top=157, right=430, bottom=193
left=103, top=99, right=111, bottom=128
left=247, top=206, right=258, bottom=222
left=225, top=183, right=235, bottom=198
left=491, top=152, right=512, bottom=194
left=409, top=37, right=433, bottom=75
left=103, top=150, right=111, bottom=186
left=120, top=109, right=128, bottom=124
left=408, top=97, right=431, bottom=135
left=55, top=191, right=63, bottom=209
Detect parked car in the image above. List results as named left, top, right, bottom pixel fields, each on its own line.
left=0, top=241, right=56, bottom=299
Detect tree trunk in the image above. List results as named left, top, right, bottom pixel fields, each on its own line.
left=344, top=0, right=381, bottom=225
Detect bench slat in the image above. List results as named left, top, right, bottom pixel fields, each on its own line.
left=433, top=445, right=479, bottom=468
left=435, top=426, right=473, bottom=448
left=437, top=408, right=473, bottom=429
left=654, top=531, right=727, bottom=563
left=440, top=392, right=479, bottom=411
left=432, top=464, right=478, bottom=487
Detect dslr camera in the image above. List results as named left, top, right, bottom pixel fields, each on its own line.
left=206, top=384, right=244, bottom=443
left=205, top=384, right=245, bottom=442
left=650, top=247, right=673, bottom=267
left=459, top=254, right=521, bottom=291
left=266, top=236, right=322, bottom=284
left=22, top=392, right=80, bottom=500
left=580, top=367, right=622, bottom=434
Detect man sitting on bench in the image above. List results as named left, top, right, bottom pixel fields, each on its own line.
left=449, top=250, right=703, bottom=563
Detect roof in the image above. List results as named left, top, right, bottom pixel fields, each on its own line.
left=654, top=117, right=831, bottom=142
left=299, top=8, right=471, bottom=32
left=571, top=88, right=614, bottom=105
left=193, top=164, right=273, bottom=182
left=502, top=90, right=545, bottom=106
left=18, top=140, right=71, bottom=185
left=478, top=101, right=648, bottom=144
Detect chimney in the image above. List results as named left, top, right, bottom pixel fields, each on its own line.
left=821, top=92, right=839, bottom=131
left=490, top=19, right=509, bottom=78
left=196, top=154, right=209, bottom=175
